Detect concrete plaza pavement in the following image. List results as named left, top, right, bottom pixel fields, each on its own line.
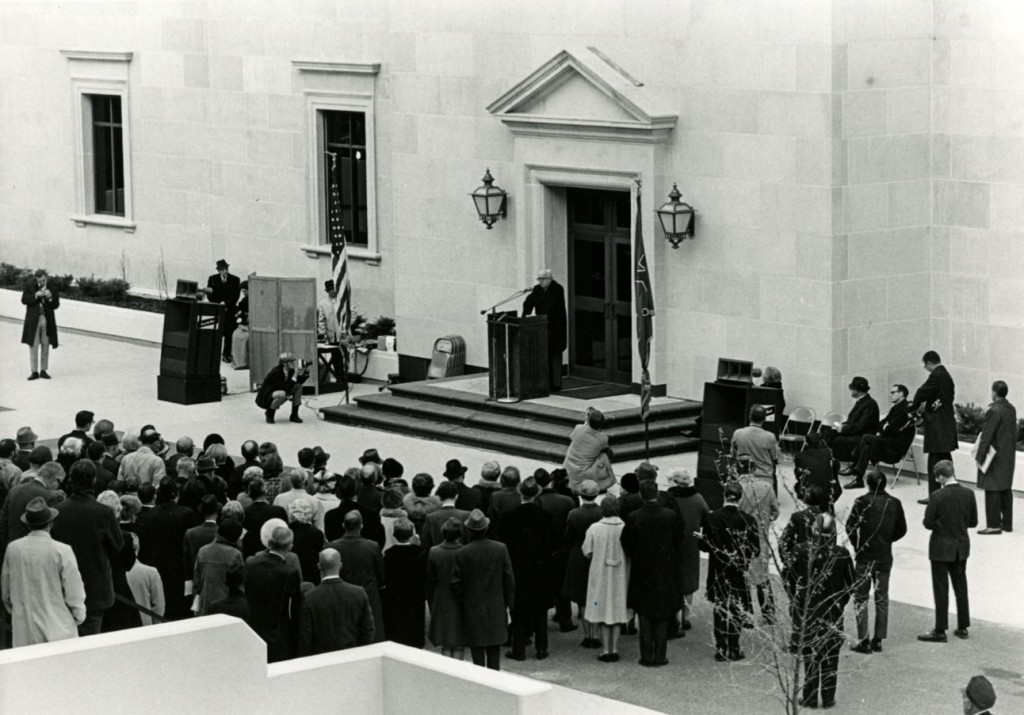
left=1, top=320, right=1023, bottom=713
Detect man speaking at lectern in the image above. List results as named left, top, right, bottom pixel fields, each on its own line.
left=523, top=269, right=566, bottom=392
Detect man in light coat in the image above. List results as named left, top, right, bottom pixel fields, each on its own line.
left=2, top=497, right=86, bottom=647
left=975, top=380, right=1017, bottom=535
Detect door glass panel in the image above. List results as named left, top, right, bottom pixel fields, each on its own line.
left=570, top=191, right=603, bottom=225
left=615, top=241, right=632, bottom=303
left=614, top=192, right=631, bottom=229
left=572, top=239, right=606, bottom=299
left=617, top=314, right=633, bottom=374
left=574, top=310, right=607, bottom=370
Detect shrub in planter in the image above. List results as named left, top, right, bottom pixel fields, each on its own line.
left=0, top=264, right=72, bottom=292
left=954, top=402, right=985, bottom=443
left=77, top=275, right=130, bottom=301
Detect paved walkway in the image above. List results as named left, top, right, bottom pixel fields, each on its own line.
left=2, top=320, right=1022, bottom=713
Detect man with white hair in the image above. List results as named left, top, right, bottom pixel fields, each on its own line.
left=244, top=524, right=302, bottom=662
left=522, top=268, right=567, bottom=391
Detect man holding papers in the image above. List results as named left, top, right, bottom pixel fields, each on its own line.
left=975, top=381, right=1017, bottom=535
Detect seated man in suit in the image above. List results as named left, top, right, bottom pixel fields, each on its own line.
left=842, top=384, right=915, bottom=489
left=824, top=376, right=880, bottom=463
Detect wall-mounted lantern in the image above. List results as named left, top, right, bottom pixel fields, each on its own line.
left=470, top=168, right=508, bottom=229
left=655, top=183, right=696, bottom=247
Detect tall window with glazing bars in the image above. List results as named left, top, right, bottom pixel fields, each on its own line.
left=89, top=94, right=125, bottom=216
left=322, top=110, right=368, bottom=247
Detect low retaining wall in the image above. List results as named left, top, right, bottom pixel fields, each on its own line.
left=0, top=287, right=164, bottom=345
left=0, top=617, right=554, bottom=715
left=900, top=435, right=1023, bottom=491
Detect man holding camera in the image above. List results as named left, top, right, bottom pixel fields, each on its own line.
left=255, top=353, right=309, bottom=424
left=21, top=268, right=60, bottom=381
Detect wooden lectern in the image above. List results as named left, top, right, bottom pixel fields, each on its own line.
left=486, top=311, right=549, bottom=402
left=157, top=299, right=224, bottom=404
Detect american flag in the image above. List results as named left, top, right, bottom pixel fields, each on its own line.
left=634, top=186, right=655, bottom=422
left=328, top=156, right=352, bottom=334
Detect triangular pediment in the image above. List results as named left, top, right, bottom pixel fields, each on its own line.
left=487, top=47, right=677, bottom=144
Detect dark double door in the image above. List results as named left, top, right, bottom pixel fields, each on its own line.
left=567, top=188, right=632, bottom=385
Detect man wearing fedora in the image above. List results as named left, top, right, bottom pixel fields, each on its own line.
left=12, top=426, right=38, bottom=472
left=1, top=497, right=86, bottom=647
left=21, top=268, right=60, bottom=381
left=443, top=458, right=481, bottom=512
left=825, top=376, right=880, bottom=463
left=961, top=675, right=997, bottom=714
left=207, top=258, right=241, bottom=363
left=255, top=352, right=309, bottom=424
left=451, top=509, right=515, bottom=670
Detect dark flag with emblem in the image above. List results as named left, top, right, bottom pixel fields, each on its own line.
left=635, top=185, right=655, bottom=425
left=328, top=155, right=352, bottom=334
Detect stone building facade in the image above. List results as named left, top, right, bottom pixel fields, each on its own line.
left=1, top=0, right=1020, bottom=411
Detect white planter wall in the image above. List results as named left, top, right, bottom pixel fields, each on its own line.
left=903, top=435, right=1024, bottom=491
left=0, top=287, right=164, bottom=344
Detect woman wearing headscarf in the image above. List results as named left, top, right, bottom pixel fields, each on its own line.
left=666, top=468, right=710, bottom=631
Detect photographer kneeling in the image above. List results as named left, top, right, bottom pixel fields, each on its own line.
left=255, top=352, right=309, bottom=424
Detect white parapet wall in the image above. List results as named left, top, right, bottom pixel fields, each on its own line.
left=0, top=616, right=554, bottom=715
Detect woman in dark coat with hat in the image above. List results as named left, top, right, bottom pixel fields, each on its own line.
left=426, top=517, right=466, bottom=658
left=666, top=469, right=709, bottom=630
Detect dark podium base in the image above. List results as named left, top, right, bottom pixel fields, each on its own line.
left=158, top=375, right=222, bottom=405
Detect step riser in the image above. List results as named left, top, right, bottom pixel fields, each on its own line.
left=353, top=396, right=695, bottom=445
left=322, top=410, right=697, bottom=463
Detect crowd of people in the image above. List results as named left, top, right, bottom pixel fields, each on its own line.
left=0, top=348, right=1013, bottom=712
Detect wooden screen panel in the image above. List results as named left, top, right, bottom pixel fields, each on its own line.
left=277, top=278, right=319, bottom=391
left=249, top=277, right=280, bottom=392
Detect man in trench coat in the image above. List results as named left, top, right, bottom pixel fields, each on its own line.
left=975, top=381, right=1017, bottom=534
left=21, top=269, right=59, bottom=380
left=911, top=350, right=957, bottom=503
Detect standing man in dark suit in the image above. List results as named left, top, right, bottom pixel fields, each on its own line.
left=50, top=461, right=124, bottom=636
left=912, top=350, right=957, bottom=504
left=450, top=509, right=515, bottom=671
left=298, top=548, right=374, bottom=655
left=842, top=384, right=915, bottom=489
left=206, top=258, right=241, bottom=364
left=522, top=268, right=566, bottom=392
left=139, top=479, right=197, bottom=620
left=534, top=468, right=577, bottom=631
left=244, top=525, right=302, bottom=662
left=845, top=469, right=907, bottom=653
left=442, top=459, right=481, bottom=512
left=825, top=377, right=880, bottom=462
left=326, top=510, right=386, bottom=643
left=497, top=477, right=556, bottom=661
left=918, top=461, right=977, bottom=643
left=700, top=481, right=760, bottom=662
left=975, top=380, right=1017, bottom=535
left=382, top=518, right=427, bottom=648
left=21, top=268, right=59, bottom=380
left=620, top=480, right=685, bottom=667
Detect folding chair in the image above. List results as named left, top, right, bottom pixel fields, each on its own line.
left=778, top=406, right=816, bottom=455
left=818, top=411, right=847, bottom=434
left=881, top=427, right=921, bottom=487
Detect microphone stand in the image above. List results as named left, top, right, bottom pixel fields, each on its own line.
left=480, top=287, right=531, bottom=404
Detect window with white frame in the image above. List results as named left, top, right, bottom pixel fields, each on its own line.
left=61, top=50, right=134, bottom=230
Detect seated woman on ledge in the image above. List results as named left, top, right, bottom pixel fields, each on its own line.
left=563, top=408, right=616, bottom=494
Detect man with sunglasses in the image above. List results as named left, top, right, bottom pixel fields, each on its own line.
left=842, top=384, right=915, bottom=490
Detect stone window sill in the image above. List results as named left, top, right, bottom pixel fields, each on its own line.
left=300, top=244, right=381, bottom=265
left=70, top=214, right=136, bottom=232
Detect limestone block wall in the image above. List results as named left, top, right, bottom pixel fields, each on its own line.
left=930, top=0, right=1024, bottom=406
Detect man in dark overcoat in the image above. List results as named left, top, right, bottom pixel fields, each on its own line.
left=50, top=461, right=124, bottom=636
left=975, top=380, right=1017, bottom=534
left=534, top=468, right=577, bottom=630
left=327, top=510, right=386, bottom=643
left=450, top=509, right=515, bottom=670
left=825, top=377, right=880, bottom=461
left=206, top=258, right=241, bottom=363
left=21, top=268, right=59, bottom=380
left=918, top=460, right=977, bottom=643
left=496, top=477, right=557, bottom=660
left=245, top=525, right=302, bottom=662
left=255, top=352, right=309, bottom=424
left=522, top=268, right=567, bottom=391
left=138, top=479, right=197, bottom=620
left=700, top=481, right=760, bottom=661
left=298, top=547, right=374, bottom=656
left=620, top=480, right=684, bottom=667
left=912, top=350, right=957, bottom=503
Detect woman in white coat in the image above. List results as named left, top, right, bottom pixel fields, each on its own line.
left=581, top=495, right=631, bottom=662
